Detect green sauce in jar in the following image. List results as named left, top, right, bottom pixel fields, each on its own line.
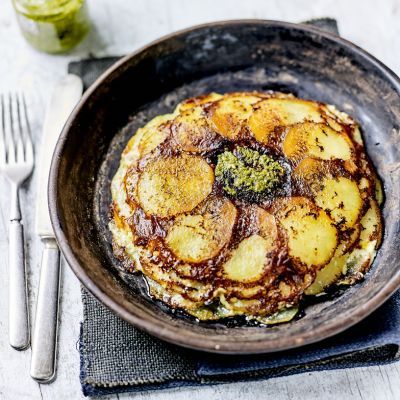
left=13, top=0, right=90, bottom=53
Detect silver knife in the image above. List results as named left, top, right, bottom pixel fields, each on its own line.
left=31, top=74, right=83, bottom=383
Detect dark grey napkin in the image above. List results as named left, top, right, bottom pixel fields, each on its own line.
left=73, top=19, right=400, bottom=397
left=80, top=290, right=400, bottom=397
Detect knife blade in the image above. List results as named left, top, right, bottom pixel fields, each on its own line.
left=31, top=74, right=83, bottom=383
left=35, top=74, right=83, bottom=237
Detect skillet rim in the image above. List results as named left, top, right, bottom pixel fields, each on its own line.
left=49, top=19, right=400, bottom=354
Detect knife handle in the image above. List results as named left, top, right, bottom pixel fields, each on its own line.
left=30, top=239, right=61, bottom=383
left=9, top=220, right=30, bottom=350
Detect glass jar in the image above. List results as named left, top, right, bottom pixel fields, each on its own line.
left=12, top=0, right=90, bottom=54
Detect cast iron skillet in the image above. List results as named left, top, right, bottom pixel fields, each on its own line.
left=49, top=20, right=400, bottom=354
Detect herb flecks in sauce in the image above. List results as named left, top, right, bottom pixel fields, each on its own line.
left=215, top=146, right=285, bottom=201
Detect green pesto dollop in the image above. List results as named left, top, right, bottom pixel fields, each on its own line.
left=215, top=146, right=285, bottom=201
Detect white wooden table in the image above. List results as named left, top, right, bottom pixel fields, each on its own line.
left=1, top=0, right=399, bottom=398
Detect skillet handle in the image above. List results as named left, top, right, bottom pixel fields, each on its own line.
left=30, top=238, right=61, bottom=383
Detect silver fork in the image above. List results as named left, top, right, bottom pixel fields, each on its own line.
left=0, top=93, right=34, bottom=350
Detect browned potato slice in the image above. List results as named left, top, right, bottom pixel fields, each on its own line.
left=305, top=224, right=360, bottom=295
left=124, top=167, right=140, bottom=204
left=171, top=106, right=222, bottom=153
left=217, top=280, right=299, bottom=317
left=358, top=176, right=372, bottom=199
left=256, top=307, right=299, bottom=325
left=375, top=177, right=384, bottom=205
left=208, top=280, right=266, bottom=302
left=177, top=93, right=223, bottom=112
left=359, top=199, right=382, bottom=247
left=141, top=258, right=211, bottom=303
left=112, top=203, right=130, bottom=231
left=314, top=177, right=362, bottom=229
left=283, top=122, right=354, bottom=162
left=256, top=207, right=279, bottom=246
left=165, top=197, right=237, bottom=263
left=324, top=117, right=344, bottom=132
left=249, top=98, right=323, bottom=143
left=137, top=154, right=214, bottom=218
left=321, top=104, right=355, bottom=124
left=305, top=200, right=379, bottom=295
left=350, top=125, right=364, bottom=145
left=138, top=126, right=169, bottom=158
left=305, top=249, right=348, bottom=295
left=292, top=157, right=332, bottom=187
left=207, top=94, right=261, bottom=139
left=338, top=199, right=382, bottom=282
left=147, top=279, right=213, bottom=317
left=342, top=223, right=362, bottom=254
left=220, top=224, right=278, bottom=299
left=223, top=235, right=271, bottom=282
left=273, top=197, right=338, bottom=267
left=218, top=294, right=264, bottom=315
left=293, top=160, right=362, bottom=226
left=123, top=114, right=173, bottom=161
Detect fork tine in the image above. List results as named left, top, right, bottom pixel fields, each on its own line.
left=15, top=93, right=26, bottom=163
left=0, top=94, right=6, bottom=166
left=21, top=94, right=34, bottom=164
left=7, top=93, right=16, bottom=164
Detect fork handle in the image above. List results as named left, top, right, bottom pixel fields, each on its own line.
left=9, top=219, right=30, bottom=350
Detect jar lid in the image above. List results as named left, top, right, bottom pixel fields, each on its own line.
left=14, top=0, right=84, bottom=21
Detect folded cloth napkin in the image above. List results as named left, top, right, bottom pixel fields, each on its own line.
left=80, top=289, right=400, bottom=397
left=71, top=19, right=400, bottom=397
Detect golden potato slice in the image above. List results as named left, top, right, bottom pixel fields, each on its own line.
left=124, top=167, right=140, bottom=205
left=147, top=279, right=213, bottom=317
left=218, top=294, right=264, bottom=315
left=249, top=98, right=323, bottom=143
left=171, top=106, right=222, bottom=153
left=212, top=281, right=266, bottom=302
left=123, top=114, right=173, bottom=161
left=283, top=122, right=354, bottom=162
left=359, top=199, right=382, bottom=247
left=274, top=197, right=338, bottom=267
left=375, top=177, right=384, bottom=205
left=321, top=104, right=355, bottom=125
left=138, top=126, right=168, bottom=158
left=165, top=197, right=237, bottom=263
left=177, top=93, right=223, bottom=113
left=314, top=177, right=362, bottom=229
left=350, top=125, right=364, bottom=146
left=223, top=235, right=271, bottom=282
left=324, top=117, right=344, bottom=132
left=137, top=154, right=214, bottom=218
left=305, top=249, right=348, bottom=295
left=256, top=307, right=299, bottom=325
left=304, top=226, right=360, bottom=295
left=293, top=160, right=362, bottom=221
left=358, top=175, right=379, bottom=202
left=341, top=223, right=362, bottom=254
left=292, top=157, right=332, bottom=187
left=141, top=257, right=212, bottom=304
left=359, top=176, right=371, bottom=190
left=207, top=94, right=261, bottom=139
left=305, top=200, right=379, bottom=295
left=337, top=202, right=381, bottom=283
left=211, top=207, right=278, bottom=295
left=217, top=279, right=300, bottom=317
